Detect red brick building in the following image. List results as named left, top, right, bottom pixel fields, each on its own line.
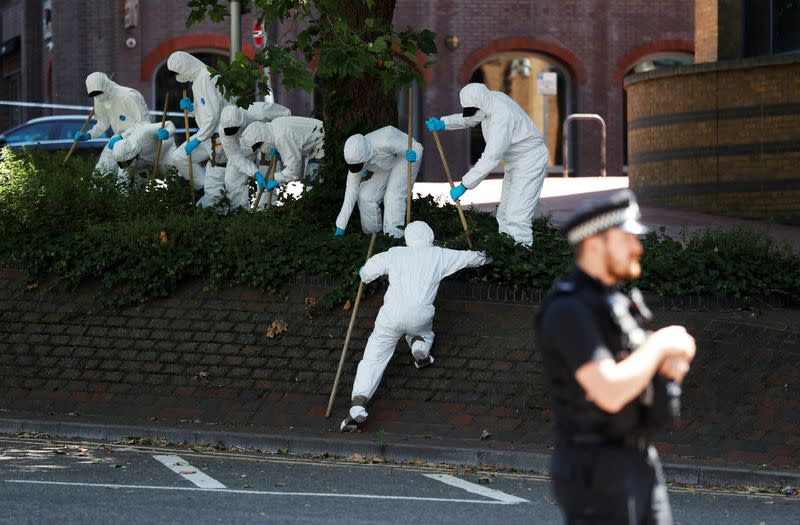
left=1, top=0, right=695, bottom=181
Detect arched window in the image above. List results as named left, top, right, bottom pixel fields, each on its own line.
left=153, top=51, right=227, bottom=127
left=622, top=52, right=693, bottom=166
left=468, top=52, right=572, bottom=170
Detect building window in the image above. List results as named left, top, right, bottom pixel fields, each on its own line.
left=744, top=0, right=800, bottom=57
left=468, top=52, right=572, bottom=169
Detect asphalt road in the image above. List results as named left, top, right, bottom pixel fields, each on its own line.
left=0, top=437, right=796, bottom=525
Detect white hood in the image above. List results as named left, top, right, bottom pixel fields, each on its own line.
left=459, top=83, right=492, bottom=112
left=167, top=51, right=208, bottom=83
left=343, top=133, right=375, bottom=164
left=404, top=221, right=434, bottom=247
left=240, top=121, right=273, bottom=151
left=220, top=105, right=248, bottom=129
left=86, top=72, right=111, bottom=96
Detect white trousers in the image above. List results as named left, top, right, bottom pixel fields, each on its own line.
left=496, top=138, right=549, bottom=247
left=357, top=143, right=423, bottom=238
left=351, top=303, right=435, bottom=402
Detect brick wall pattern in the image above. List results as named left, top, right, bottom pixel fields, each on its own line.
left=625, top=55, right=800, bottom=223
left=1, top=268, right=798, bottom=469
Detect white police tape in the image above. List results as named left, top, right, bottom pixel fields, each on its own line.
left=0, top=100, right=185, bottom=118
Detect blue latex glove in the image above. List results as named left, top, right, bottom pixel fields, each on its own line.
left=74, top=131, right=90, bottom=142
left=179, top=97, right=194, bottom=113
left=450, top=183, right=467, bottom=201
left=107, top=136, right=122, bottom=150
left=254, top=171, right=267, bottom=189
left=266, top=180, right=279, bottom=191
left=405, top=149, right=417, bottom=162
left=334, top=228, right=345, bottom=236
left=156, top=128, right=169, bottom=141
left=270, top=147, right=281, bottom=162
left=425, top=117, right=445, bottom=132
left=184, top=138, right=201, bottom=155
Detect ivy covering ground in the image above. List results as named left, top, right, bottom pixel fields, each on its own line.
left=1, top=149, right=799, bottom=308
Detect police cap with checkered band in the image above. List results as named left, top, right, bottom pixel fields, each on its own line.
left=562, top=189, right=649, bottom=245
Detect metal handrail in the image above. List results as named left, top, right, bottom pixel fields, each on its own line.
left=562, top=113, right=606, bottom=178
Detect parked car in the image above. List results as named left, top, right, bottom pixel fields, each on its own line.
left=0, top=115, right=197, bottom=153
left=0, top=115, right=111, bottom=152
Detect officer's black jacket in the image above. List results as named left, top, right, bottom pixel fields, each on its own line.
left=536, top=268, right=672, bottom=442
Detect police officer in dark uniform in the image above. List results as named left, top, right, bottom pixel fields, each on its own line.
left=537, top=190, right=696, bottom=524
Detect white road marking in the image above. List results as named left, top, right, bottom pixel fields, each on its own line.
left=152, top=455, right=225, bottom=489
left=5, top=480, right=515, bottom=505
left=423, top=473, right=530, bottom=504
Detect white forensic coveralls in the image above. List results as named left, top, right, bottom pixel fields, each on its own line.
left=167, top=51, right=229, bottom=205
left=336, top=126, right=423, bottom=239
left=350, top=221, right=490, bottom=408
left=440, top=83, right=549, bottom=247
left=240, top=116, right=325, bottom=186
left=112, top=121, right=178, bottom=186
left=218, top=102, right=291, bottom=209
left=85, top=72, right=151, bottom=174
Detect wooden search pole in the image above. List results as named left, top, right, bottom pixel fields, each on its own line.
left=64, top=72, right=115, bottom=165
left=181, top=89, right=196, bottom=205
left=325, top=232, right=378, bottom=418
left=252, top=155, right=278, bottom=211
left=405, top=87, right=413, bottom=225
left=150, top=92, right=170, bottom=182
left=432, top=130, right=473, bottom=249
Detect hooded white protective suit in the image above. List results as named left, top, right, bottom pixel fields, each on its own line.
left=218, top=102, right=291, bottom=209
left=84, top=72, right=151, bottom=174
left=336, top=126, right=423, bottom=238
left=349, top=221, right=490, bottom=412
left=240, top=116, right=325, bottom=185
left=112, top=121, right=177, bottom=185
left=167, top=51, right=229, bottom=146
left=440, top=83, right=549, bottom=246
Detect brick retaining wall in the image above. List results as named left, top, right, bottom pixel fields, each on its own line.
left=1, top=268, right=798, bottom=468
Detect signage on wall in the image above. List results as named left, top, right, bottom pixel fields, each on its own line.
left=537, top=72, right=557, bottom=96
left=252, top=19, right=269, bottom=49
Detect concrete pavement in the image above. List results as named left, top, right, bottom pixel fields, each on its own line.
left=415, top=176, right=800, bottom=250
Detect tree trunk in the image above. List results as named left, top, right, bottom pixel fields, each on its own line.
left=320, top=0, right=399, bottom=135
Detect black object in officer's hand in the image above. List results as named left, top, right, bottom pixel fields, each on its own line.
left=608, top=289, right=682, bottom=423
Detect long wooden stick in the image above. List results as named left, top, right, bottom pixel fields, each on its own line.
left=63, top=71, right=115, bottom=166
left=252, top=154, right=278, bottom=211
left=150, top=92, right=169, bottom=182
left=325, top=232, right=378, bottom=418
left=63, top=110, right=94, bottom=166
left=182, top=89, right=196, bottom=205
left=432, top=130, right=473, bottom=249
left=405, top=87, right=413, bottom=225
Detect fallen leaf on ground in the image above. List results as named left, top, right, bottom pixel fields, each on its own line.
left=267, top=319, right=288, bottom=339
left=480, top=429, right=491, bottom=440
left=343, top=300, right=352, bottom=311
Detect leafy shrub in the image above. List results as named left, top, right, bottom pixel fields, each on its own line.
left=1, top=149, right=798, bottom=308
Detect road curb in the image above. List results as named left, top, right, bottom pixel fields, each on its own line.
left=0, top=417, right=797, bottom=489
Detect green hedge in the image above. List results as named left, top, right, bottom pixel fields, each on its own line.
left=1, top=149, right=798, bottom=307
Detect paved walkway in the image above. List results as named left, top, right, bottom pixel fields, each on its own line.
left=415, top=176, right=800, bottom=250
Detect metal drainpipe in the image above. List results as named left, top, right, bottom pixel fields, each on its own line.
left=230, top=0, right=242, bottom=62
left=562, top=113, right=607, bottom=178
